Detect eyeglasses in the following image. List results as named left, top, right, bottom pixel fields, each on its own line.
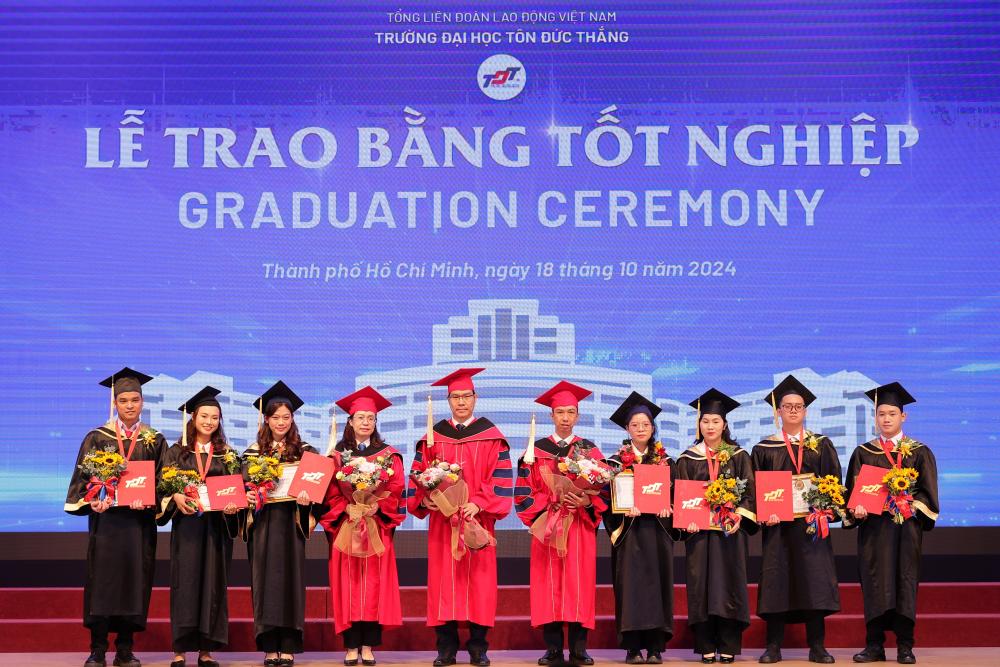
left=353, top=415, right=377, bottom=424
left=448, top=393, right=476, bottom=402
left=780, top=404, right=806, bottom=413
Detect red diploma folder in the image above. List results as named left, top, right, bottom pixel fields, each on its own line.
left=117, top=460, right=155, bottom=507
left=633, top=464, right=671, bottom=514
left=672, top=478, right=713, bottom=530
left=755, top=470, right=794, bottom=522
left=848, top=464, right=889, bottom=515
left=287, top=451, right=336, bottom=502
left=205, top=474, right=248, bottom=510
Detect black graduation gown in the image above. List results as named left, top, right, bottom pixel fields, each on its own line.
left=602, top=452, right=676, bottom=646
left=242, top=443, right=325, bottom=652
left=675, top=446, right=758, bottom=629
left=844, top=439, right=939, bottom=623
left=156, top=443, right=240, bottom=651
left=751, top=432, right=842, bottom=621
left=64, top=422, right=167, bottom=632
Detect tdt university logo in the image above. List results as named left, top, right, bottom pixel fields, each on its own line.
left=478, top=54, right=526, bottom=100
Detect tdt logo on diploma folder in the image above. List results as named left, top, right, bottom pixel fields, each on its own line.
left=205, top=474, right=248, bottom=510
left=755, top=470, right=794, bottom=522
left=287, top=451, right=335, bottom=502
left=633, top=464, right=671, bottom=514
left=672, top=478, right=713, bottom=530
left=116, top=460, right=155, bottom=507
left=848, top=464, right=890, bottom=515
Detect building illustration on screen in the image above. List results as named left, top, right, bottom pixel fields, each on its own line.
left=139, top=299, right=877, bottom=530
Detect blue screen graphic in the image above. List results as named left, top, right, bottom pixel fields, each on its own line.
left=1, top=1, right=998, bottom=529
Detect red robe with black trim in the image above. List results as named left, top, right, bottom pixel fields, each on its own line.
left=515, top=437, right=606, bottom=629
left=320, top=444, right=405, bottom=635
left=407, top=417, right=513, bottom=627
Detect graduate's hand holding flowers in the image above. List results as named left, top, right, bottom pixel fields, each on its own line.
left=172, top=492, right=199, bottom=515
left=422, top=496, right=440, bottom=511
left=90, top=498, right=112, bottom=513
left=725, top=515, right=742, bottom=535
left=561, top=490, right=591, bottom=509
left=460, top=502, right=480, bottom=519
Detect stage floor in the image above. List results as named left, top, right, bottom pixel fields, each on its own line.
left=14, top=649, right=999, bottom=666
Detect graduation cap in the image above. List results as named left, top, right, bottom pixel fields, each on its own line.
left=99, top=367, right=153, bottom=421
left=864, top=382, right=916, bottom=410
left=609, top=391, right=662, bottom=430
left=177, top=386, right=222, bottom=414
left=336, top=385, right=392, bottom=415
left=765, top=375, right=817, bottom=429
left=535, top=380, right=592, bottom=409
left=431, top=368, right=485, bottom=394
left=689, top=388, right=740, bottom=440
left=253, top=380, right=305, bottom=413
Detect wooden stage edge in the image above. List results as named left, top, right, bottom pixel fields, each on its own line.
left=11, top=649, right=1000, bottom=666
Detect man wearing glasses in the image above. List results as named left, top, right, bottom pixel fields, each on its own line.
left=407, top=368, right=513, bottom=667
left=751, top=375, right=842, bottom=664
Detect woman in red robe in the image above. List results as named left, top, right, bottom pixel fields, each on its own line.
left=321, top=386, right=405, bottom=667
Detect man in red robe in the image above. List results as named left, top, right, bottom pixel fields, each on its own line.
left=407, top=368, right=513, bottom=667
left=515, top=381, right=606, bottom=666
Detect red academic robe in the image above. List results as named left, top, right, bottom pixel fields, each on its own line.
left=515, top=437, right=606, bottom=629
left=407, top=418, right=513, bottom=627
left=320, top=444, right=405, bottom=635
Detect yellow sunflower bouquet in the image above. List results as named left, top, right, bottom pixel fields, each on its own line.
left=245, top=454, right=284, bottom=511
left=78, top=445, right=128, bottom=502
left=802, top=474, right=847, bottom=539
left=882, top=467, right=919, bottom=524
left=704, top=473, right=747, bottom=532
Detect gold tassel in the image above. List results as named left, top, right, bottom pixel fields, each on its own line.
left=108, top=373, right=115, bottom=423
left=181, top=403, right=188, bottom=449
left=426, top=394, right=435, bottom=448
left=770, top=391, right=780, bottom=432
left=523, top=413, right=536, bottom=464
left=325, top=406, right=338, bottom=456
left=695, top=398, right=701, bottom=441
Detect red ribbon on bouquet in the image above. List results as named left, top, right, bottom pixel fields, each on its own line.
left=246, top=479, right=275, bottom=514
left=84, top=476, right=119, bottom=503
left=886, top=492, right=914, bottom=521
left=713, top=501, right=739, bottom=534
left=807, top=507, right=834, bottom=540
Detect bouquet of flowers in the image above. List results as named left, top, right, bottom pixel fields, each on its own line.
left=78, top=445, right=128, bottom=503
left=410, top=459, right=494, bottom=558
left=704, top=473, right=748, bottom=533
left=802, top=474, right=847, bottom=539
left=557, top=449, right=615, bottom=492
left=157, top=466, right=201, bottom=511
left=615, top=439, right=669, bottom=470
left=222, top=449, right=242, bottom=475
left=411, top=459, right=462, bottom=492
left=245, top=453, right=283, bottom=512
left=332, top=452, right=397, bottom=558
left=882, top=467, right=919, bottom=524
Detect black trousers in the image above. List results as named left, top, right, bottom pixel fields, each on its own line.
left=343, top=621, right=383, bottom=649
left=865, top=611, right=915, bottom=650
left=543, top=621, right=588, bottom=654
left=173, top=629, right=225, bottom=654
left=765, top=611, right=826, bottom=649
left=435, top=621, right=489, bottom=656
left=257, top=627, right=303, bottom=654
left=621, top=628, right=667, bottom=653
left=692, top=616, right=743, bottom=656
left=89, top=618, right=135, bottom=655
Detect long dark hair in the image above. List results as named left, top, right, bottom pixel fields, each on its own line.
left=181, top=404, right=228, bottom=452
left=255, top=399, right=305, bottom=461
left=338, top=420, right=387, bottom=453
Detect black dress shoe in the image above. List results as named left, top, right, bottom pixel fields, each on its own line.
left=344, top=659, right=359, bottom=667
left=719, top=657, right=735, bottom=665
left=170, top=660, right=186, bottom=667
left=645, top=652, right=662, bottom=664
left=264, top=659, right=282, bottom=667
left=626, top=651, right=645, bottom=665
left=759, top=646, right=782, bottom=663
left=570, top=652, right=595, bottom=666
left=279, top=659, right=295, bottom=666
left=469, top=652, right=491, bottom=667
left=113, top=653, right=141, bottom=667
left=701, top=656, right=717, bottom=665
left=896, top=648, right=915, bottom=665
left=197, top=659, right=219, bottom=667
left=809, top=647, right=835, bottom=664
left=539, top=650, right=564, bottom=665
left=852, top=647, right=886, bottom=663
left=433, top=655, right=456, bottom=667
left=362, top=659, right=377, bottom=666
left=84, top=654, right=106, bottom=667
